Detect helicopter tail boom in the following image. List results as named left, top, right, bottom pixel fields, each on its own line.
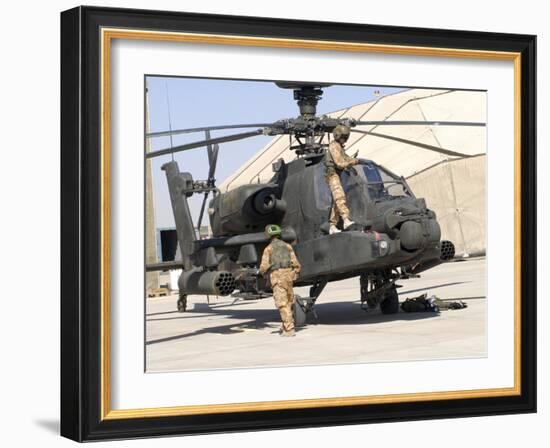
left=162, top=161, right=197, bottom=271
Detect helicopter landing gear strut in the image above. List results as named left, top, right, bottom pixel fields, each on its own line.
left=177, top=293, right=187, bottom=313
left=292, top=279, right=327, bottom=327
left=360, top=273, right=400, bottom=314
left=380, top=285, right=399, bottom=314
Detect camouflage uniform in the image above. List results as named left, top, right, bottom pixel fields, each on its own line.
left=259, top=238, right=301, bottom=334
left=325, top=140, right=359, bottom=225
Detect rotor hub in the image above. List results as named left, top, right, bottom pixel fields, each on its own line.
left=294, top=86, right=324, bottom=117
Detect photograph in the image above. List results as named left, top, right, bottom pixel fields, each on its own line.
left=144, top=76, right=487, bottom=372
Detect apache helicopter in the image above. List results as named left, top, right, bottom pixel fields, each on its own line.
left=146, top=82, right=485, bottom=326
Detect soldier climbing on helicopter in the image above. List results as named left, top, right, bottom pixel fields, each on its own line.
left=325, top=124, right=360, bottom=234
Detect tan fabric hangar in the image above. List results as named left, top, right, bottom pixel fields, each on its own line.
left=220, top=88, right=486, bottom=256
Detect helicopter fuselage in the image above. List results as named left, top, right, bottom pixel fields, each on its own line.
left=181, top=155, right=451, bottom=298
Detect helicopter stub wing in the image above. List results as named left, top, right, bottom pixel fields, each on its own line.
left=146, top=260, right=184, bottom=272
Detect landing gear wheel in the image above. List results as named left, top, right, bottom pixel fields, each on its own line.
left=380, top=286, right=399, bottom=314
left=177, top=294, right=187, bottom=313
left=293, top=296, right=307, bottom=327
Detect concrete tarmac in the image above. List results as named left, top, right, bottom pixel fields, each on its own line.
left=146, top=257, right=486, bottom=372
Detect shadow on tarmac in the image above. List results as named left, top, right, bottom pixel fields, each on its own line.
left=146, top=300, right=439, bottom=346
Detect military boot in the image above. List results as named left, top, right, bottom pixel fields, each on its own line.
left=343, top=218, right=355, bottom=230
left=281, top=329, right=296, bottom=337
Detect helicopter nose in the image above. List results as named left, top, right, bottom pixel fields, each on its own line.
left=400, top=221, right=425, bottom=250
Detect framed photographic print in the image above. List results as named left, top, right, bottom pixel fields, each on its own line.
left=60, top=6, right=536, bottom=442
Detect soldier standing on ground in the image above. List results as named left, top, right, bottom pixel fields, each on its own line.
left=259, top=224, right=301, bottom=337
left=325, top=124, right=360, bottom=234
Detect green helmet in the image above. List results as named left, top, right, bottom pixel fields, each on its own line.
left=333, top=124, right=351, bottom=142
left=265, top=224, right=282, bottom=238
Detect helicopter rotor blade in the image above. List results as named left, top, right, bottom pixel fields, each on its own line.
left=197, top=191, right=210, bottom=232
left=208, top=145, right=220, bottom=181
left=145, top=129, right=264, bottom=159
left=147, top=123, right=275, bottom=138
left=351, top=129, right=474, bottom=158
left=354, top=120, right=486, bottom=127
left=205, top=129, right=215, bottom=177
left=207, top=144, right=219, bottom=182
left=197, top=131, right=219, bottom=231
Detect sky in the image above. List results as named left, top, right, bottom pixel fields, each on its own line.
left=146, top=76, right=404, bottom=229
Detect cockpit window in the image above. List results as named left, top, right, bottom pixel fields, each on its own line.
left=361, top=162, right=412, bottom=200
left=313, top=161, right=412, bottom=209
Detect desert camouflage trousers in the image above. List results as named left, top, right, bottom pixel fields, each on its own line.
left=326, top=172, right=350, bottom=225
left=270, top=268, right=296, bottom=333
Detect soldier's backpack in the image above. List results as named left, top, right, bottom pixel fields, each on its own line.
left=270, top=238, right=292, bottom=270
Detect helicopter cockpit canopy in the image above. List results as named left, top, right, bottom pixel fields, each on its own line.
left=351, top=162, right=414, bottom=202
left=310, top=160, right=415, bottom=232
left=314, top=160, right=413, bottom=207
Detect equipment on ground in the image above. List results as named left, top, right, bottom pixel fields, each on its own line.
left=401, top=293, right=468, bottom=312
